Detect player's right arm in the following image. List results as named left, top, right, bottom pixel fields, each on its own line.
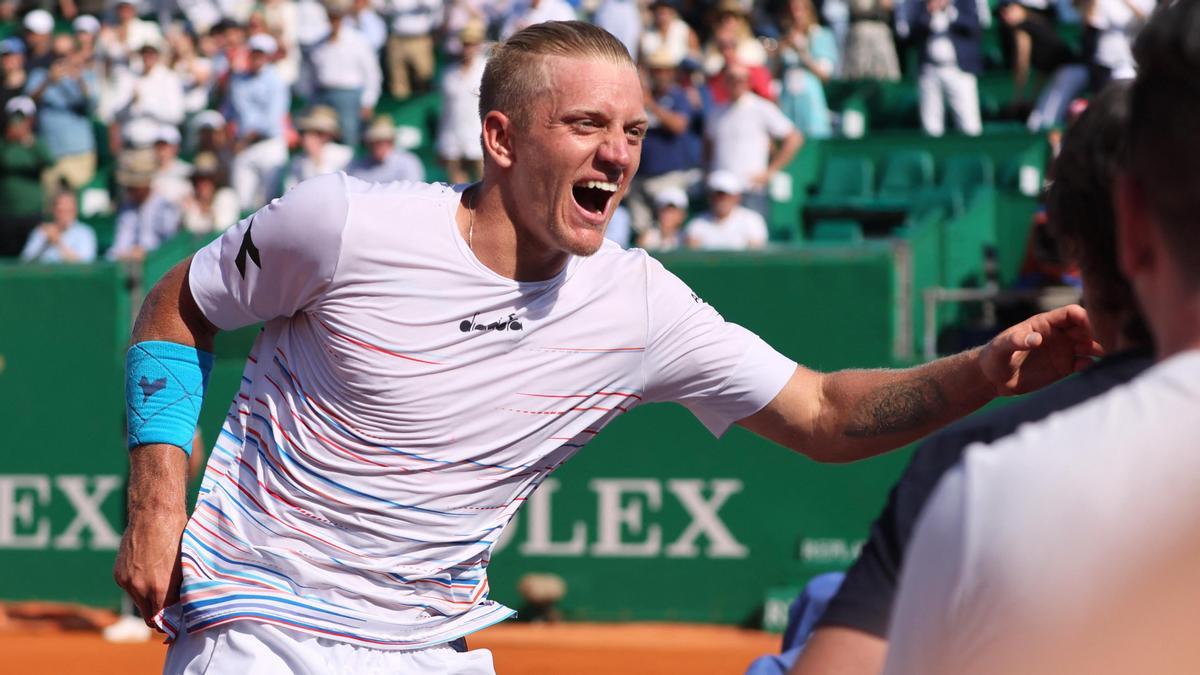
left=114, top=259, right=217, bottom=625
left=114, top=173, right=352, bottom=626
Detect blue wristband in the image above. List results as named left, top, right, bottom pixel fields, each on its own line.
left=126, top=341, right=214, bottom=456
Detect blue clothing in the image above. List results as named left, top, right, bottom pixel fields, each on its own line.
left=19, top=221, right=97, bottom=263
left=908, top=0, right=983, bottom=74
left=107, top=195, right=182, bottom=260
left=778, top=28, right=837, bottom=139
left=226, top=65, right=290, bottom=141
left=745, top=573, right=846, bottom=675
left=641, top=85, right=703, bottom=178
left=345, top=149, right=425, bottom=184
left=26, top=69, right=98, bottom=158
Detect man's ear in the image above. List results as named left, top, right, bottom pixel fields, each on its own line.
left=482, top=111, right=515, bottom=169
left=1115, top=172, right=1156, bottom=281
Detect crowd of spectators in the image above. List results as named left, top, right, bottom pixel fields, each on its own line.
left=0, top=0, right=1159, bottom=263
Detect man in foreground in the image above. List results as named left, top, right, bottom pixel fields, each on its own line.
left=885, top=3, right=1200, bottom=673
left=114, top=21, right=1097, bottom=673
left=778, top=80, right=1151, bottom=675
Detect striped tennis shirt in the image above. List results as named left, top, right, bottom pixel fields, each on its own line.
left=172, top=173, right=795, bottom=648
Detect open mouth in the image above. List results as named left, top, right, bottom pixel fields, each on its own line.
left=572, top=180, right=619, bottom=217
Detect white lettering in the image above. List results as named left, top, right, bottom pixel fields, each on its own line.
left=665, top=479, right=748, bottom=558
left=590, top=479, right=661, bottom=557
left=519, top=479, right=587, bottom=556
left=0, top=475, right=50, bottom=548
left=53, top=475, right=122, bottom=550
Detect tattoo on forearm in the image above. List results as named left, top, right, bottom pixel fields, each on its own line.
left=843, top=376, right=948, bottom=438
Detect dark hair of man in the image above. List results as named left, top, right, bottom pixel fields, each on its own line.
left=478, top=21, right=634, bottom=130
left=1126, top=0, right=1200, bottom=286
left=1047, top=81, right=1152, bottom=346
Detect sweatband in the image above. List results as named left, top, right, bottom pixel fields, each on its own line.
left=126, top=341, right=214, bottom=456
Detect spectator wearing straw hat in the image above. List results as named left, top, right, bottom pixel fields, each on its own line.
left=639, top=186, right=688, bottom=252
left=626, top=46, right=703, bottom=233
left=285, top=104, right=352, bottom=191
left=685, top=170, right=768, bottom=251
left=0, top=96, right=52, bottom=257
left=181, top=152, right=239, bottom=234
left=227, top=33, right=289, bottom=210
left=107, top=148, right=181, bottom=262
left=22, top=9, right=54, bottom=71
left=347, top=115, right=424, bottom=184
left=311, top=0, right=381, bottom=148
left=436, top=20, right=486, bottom=185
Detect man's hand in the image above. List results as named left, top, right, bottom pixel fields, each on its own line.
left=979, top=304, right=1102, bottom=396
left=113, top=444, right=190, bottom=628
left=113, top=503, right=187, bottom=626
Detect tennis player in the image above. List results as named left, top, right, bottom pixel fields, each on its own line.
left=115, top=21, right=1099, bottom=674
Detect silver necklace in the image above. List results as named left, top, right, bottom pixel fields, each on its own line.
left=467, top=186, right=476, bottom=251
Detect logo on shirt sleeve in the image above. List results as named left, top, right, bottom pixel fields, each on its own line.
left=235, top=222, right=261, bottom=279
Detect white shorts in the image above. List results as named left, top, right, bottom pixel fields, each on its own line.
left=163, top=621, right=496, bottom=675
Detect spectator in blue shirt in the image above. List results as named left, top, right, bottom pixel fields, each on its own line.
left=26, top=40, right=99, bottom=193
left=20, top=191, right=97, bottom=263
left=226, top=34, right=290, bottom=211
left=626, top=48, right=704, bottom=233
left=346, top=115, right=425, bottom=184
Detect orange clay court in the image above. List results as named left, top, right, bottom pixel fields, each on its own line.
left=0, top=605, right=779, bottom=675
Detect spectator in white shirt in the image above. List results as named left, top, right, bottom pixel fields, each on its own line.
left=286, top=105, right=353, bottom=190
left=640, top=0, right=700, bottom=65
left=121, top=40, right=186, bottom=128
left=182, top=152, right=240, bottom=234
left=593, top=0, right=642, bottom=58
left=20, top=191, right=98, bottom=264
left=383, top=0, right=442, bottom=99
left=436, top=21, right=487, bottom=184
left=152, top=125, right=193, bottom=207
left=499, top=0, right=576, bottom=41
left=347, top=0, right=388, bottom=52
left=686, top=170, right=768, bottom=250
left=705, top=62, right=803, bottom=219
left=98, top=0, right=163, bottom=72
left=311, top=0, right=382, bottom=147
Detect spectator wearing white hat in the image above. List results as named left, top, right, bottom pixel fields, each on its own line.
left=705, top=61, right=803, bottom=220
left=685, top=170, right=768, bottom=251
left=152, top=125, right=193, bottom=206
left=310, top=0, right=382, bottom=147
left=436, top=20, right=486, bottom=185
left=107, top=148, right=182, bottom=261
left=285, top=105, right=352, bottom=191
left=22, top=9, right=55, bottom=71
left=0, top=96, right=53, bottom=257
left=347, top=115, right=424, bottom=184
left=226, top=34, right=290, bottom=210
left=121, top=39, right=185, bottom=127
left=639, top=187, right=688, bottom=252
left=381, top=0, right=441, bottom=99
left=26, top=33, right=99, bottom=193
left=70, top=15, right=104, bottom=83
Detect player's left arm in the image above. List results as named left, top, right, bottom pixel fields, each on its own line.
left=739, top=305, right=1100, bottom=463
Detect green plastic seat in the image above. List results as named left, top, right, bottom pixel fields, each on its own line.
left=811, top=220, right=865, bottom=244
left=808, top=156, right=875, bottom=210
left=873, top=150, right=936, bottom=210
left=940, top=154, right=995, bottom=198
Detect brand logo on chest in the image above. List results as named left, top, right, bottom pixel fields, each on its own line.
left=460, top=313, right=523, bottom=333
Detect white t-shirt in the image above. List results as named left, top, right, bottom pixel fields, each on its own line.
left=179, top=175, right=795, bottom=649
left=685, top=206, right=768, bottom=250
left=884, top=351, right=1200, bottom=675
left=436, top=56, right=487, bottom=161
left=706, top=93, right=796, bottom=189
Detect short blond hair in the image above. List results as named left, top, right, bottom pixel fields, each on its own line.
left=479, top=21, right=634, bottom=129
